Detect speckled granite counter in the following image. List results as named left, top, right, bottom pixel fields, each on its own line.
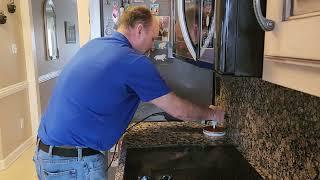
left=216, top=75, right=320, bottom=179
left=114, top=121, right=231, bottom=180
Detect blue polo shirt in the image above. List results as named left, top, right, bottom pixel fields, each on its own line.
left=38, top=32, right=171, bottom=151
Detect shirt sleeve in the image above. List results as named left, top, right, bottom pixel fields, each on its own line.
left=126, top=57, right=171, bottom=102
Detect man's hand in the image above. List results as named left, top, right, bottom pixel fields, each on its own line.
left=209, top=105, right=225, bottom=126
left=151, top=92, right=223, bottom=121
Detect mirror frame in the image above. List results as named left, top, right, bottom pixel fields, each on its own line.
left=43, top=0, right=59, bottom=61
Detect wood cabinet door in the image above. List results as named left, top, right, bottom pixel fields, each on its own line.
left=262, top=0, right=320, bottom=97
left=264, top=0, right=320, bottom=60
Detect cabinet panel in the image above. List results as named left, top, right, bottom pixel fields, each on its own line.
left=292, top=0, right=320, bottom=16
left=262, top=0, right=320, bottom=97
left=264, top=0, right=320, bottom=60
left=263, top=56, right=320, bottom=97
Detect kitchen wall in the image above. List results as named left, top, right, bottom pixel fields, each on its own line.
left=0, top=1, right=26, bottom=88
left=216, top=75, right=320, bottom=179
left=31, top=0, right=80, bottom=111
left=0, top=0, right=32, bottom=164
left=0, top=90, right=31, bottom=158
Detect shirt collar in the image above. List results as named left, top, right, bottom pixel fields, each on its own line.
left=112, top=31, right=132, bottom=48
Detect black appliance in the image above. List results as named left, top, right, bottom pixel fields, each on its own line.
left=214, top=0, right=266, bottom=76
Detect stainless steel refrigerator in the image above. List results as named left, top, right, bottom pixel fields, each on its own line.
left=173, top=0, right=265, bottom=76
left=173, top=0, right=215, bottom=69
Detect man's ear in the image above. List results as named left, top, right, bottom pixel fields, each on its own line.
left=136, top=23, right=143, bottom=35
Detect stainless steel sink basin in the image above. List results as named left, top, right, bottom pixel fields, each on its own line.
left=124, top=145, right=262, bottom=180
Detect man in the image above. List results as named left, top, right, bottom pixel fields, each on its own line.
left=33, top=7, right=224, bottom=179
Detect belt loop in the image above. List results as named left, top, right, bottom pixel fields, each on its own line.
left=48, top=146, right=53, bottom=157
left=77, top=148, right=83, bottom=161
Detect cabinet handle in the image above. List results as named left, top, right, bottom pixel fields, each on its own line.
left=253, top=0, right=275, bottom=31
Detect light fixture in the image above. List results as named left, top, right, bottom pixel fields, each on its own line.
left=7, top=0, right=16, bottom=13
left=0, top=11, right=7, bottom=24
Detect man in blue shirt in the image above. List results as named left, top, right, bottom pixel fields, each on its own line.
left=33, top=7, right=224, bottom=180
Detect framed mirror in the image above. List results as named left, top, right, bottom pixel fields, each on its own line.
left=44, top=0, right=59, bottom=60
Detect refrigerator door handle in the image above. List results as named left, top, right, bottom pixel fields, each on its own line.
left=177, top=0, right=197, bottom=61
left=200, top=11, right=215, bottom=57
left=253, top=0, right=275, bottom=31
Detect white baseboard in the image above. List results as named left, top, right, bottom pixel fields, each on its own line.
left=0, top=136, right=35, bottom=171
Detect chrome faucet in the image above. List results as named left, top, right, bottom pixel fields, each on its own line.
left=139, top=176, right=152, bottom=180
left=138, top=175, right=174, bottom=180
left=160, top=175, right=174, bottom=180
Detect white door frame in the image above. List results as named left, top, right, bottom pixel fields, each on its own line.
left=20, top=0, right=41, bottom=137
left=77, top=0, right=91, bottom=46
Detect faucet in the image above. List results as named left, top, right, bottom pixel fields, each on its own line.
left=160, top=175, right=174, bottom=180
left=139, top=175, right=174, bottom=180
left=139, top=176, right=152, bottom=180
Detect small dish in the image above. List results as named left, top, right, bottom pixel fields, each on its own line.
left=203, top=126, right=225, bottom=137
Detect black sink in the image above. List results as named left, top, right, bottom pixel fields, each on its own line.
left=124, top=145, right=262, bottom=180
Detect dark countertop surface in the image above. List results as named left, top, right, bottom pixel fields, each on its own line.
left=114, top=121, right=232, bottom=180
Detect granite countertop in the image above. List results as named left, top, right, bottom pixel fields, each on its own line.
left=114, top=121, right=231, bottom=180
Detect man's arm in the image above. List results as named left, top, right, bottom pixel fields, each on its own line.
left=150, top=92, right=224, bottom=122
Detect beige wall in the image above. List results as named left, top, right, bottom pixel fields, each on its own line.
left=32, top=0, right=80, bottom=111
left=0, top=0, right=31, bottom=161
left=0, top=0, right=26, bottom=88
left=0, top=90, right=31, bottom=158
left=0, top=130, right=3, bottom=160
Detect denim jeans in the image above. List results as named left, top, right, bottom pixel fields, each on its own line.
left=33, top=141, right=107, bottom=180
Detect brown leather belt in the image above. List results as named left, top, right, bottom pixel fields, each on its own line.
left=38, top=140, right=101, bottom=157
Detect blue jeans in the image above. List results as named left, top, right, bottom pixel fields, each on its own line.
left=33, top=142, right=107, bottom=180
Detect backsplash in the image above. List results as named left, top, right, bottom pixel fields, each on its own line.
left=216, top=75, right=320, bottom=180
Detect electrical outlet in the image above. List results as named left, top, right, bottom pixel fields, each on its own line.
left=19, top=118, right=24, bottom=129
